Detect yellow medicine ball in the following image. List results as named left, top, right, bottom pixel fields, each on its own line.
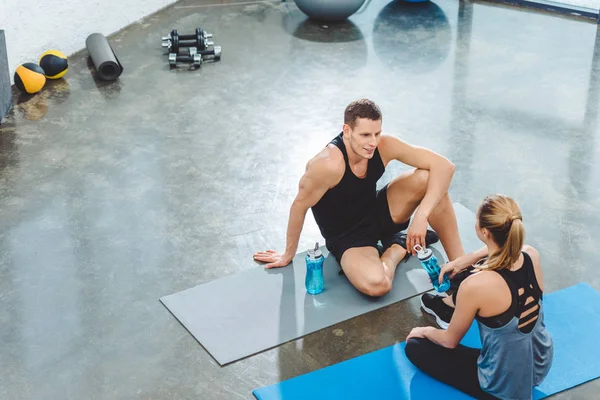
left=14, top=63, right=46, bottom=94
left=39, top=50, right=68, bottom=79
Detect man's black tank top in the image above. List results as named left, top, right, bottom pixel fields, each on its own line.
left=311, top=132, right=385, bottom=240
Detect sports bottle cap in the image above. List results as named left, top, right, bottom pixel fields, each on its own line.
left=308, top=242, right=322, bottom=259
left=413, top=244, right=432, bottom=261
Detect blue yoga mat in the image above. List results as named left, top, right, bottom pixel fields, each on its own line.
left=253, top=282, right=600, bottom=400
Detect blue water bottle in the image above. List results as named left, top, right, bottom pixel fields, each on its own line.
left=414, top=244, right=450, bottom=293
left=305, top=242, right=324, bottom=295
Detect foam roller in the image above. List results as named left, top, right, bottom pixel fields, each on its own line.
left=85, top=33, right=123, bottom=81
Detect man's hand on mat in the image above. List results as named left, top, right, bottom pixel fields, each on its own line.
left=406, top=214, right=428, bottom=255
left=253, top=250, right=293, bottom=268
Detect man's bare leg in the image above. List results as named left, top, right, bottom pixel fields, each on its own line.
left=380, top=244, right=408, bottom=280
left=385, top=169, right=465, bottom=262
left=426, top=193, right=465, bottom=261
left=339, top=168, right=465, bottom=297
left=340, top=245, right=407, bottom=297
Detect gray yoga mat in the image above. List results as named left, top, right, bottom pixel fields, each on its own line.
left=85, top=33, right=123, bottom=81
left=160, top=202, right=480, bottom=366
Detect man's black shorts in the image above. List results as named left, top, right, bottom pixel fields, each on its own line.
left=326, top=184, right=410, bottom=264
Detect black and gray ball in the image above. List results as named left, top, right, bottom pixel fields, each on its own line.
left=39, top=50, right=68, bottom=79
left=294, top=0, right=366, bottom=21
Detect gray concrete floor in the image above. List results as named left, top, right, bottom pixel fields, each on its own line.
left=1, top=0, right=599, bottom=398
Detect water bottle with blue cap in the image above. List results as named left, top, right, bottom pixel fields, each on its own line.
left=305, top=242, right=324, bottom=295
left=414, top=244, right=450, bottom=293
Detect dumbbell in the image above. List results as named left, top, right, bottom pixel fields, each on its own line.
left=168, top=48, right=202, bottom=68
left=162, top=28, right=213, bottom=48
left=162, top=28, right=214, bottom=52
left=196, top=46, right=222, bottom=62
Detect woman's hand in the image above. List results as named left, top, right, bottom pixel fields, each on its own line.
left=439, top=259, right=465, bottom=284
left=406, top=326, right=430, bottom=341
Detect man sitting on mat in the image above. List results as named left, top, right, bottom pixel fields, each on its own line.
left=406, top=194, right=553, bottom=400
left=254, top=98, right=465, bottom=297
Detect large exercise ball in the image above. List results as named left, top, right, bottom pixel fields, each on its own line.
left=294, top=0, right=367, bottom=21
left=283, top=11, right=365, bottom=43
left=372, top=1, right=452, bottom=74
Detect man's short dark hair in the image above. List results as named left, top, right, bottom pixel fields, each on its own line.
left=344, top=99, right=382, bottom=128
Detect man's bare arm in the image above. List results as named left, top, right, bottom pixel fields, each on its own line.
left=254, top=150, right=344, bottom=268
left=379, top=134, right=456, bottom=219
left=378, top=134, right=456, bottom=254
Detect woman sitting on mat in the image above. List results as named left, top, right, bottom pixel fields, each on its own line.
left=405, top=194, right=554, bottom=400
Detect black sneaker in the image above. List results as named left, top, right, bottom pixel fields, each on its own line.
left=420, top=293, right=454, bottom=329
left=381, top=229, right=440, bottom=257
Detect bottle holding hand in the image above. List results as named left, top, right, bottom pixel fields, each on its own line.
left=414, top=244, right=450, bottom=293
